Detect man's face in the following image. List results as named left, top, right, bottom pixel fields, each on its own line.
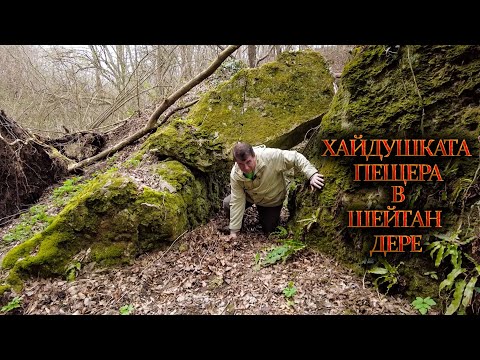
left=236, top=155, right=256, bottom=174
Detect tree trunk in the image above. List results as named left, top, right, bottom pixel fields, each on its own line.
left=275, top=45, right=282, bottom=58
left=248, top=45, right=257, bottom=68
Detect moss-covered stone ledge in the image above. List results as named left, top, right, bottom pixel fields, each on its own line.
left=289, top=45, right=480, bottom=301
left=139, top=50, right=334, bottom=172
left=1, top=161, right=213, bottom=290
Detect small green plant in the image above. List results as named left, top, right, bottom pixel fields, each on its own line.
left=297, top=207, right=320, bottom=232
left=253, top=252, right=261, bottom=270
left=119, top=304, right=134, bottom=315
left=368, top=258, right=403, bottom=294
left=2, top=205, right=53, bottom=243
left=283, top=281, right=297, bottom=299
left=52, top=177, right=84, bottom=207
left=65, top=261, right=81, bottom=282
left=256, top=238, right=306, bottom=268
left=106, top=154, right=119, bottom=165
left=268, top=226, right=288, bottom=239
left=411, top=296, right=436, bottom=315
left=283, top=281, right=297, bottom=307
left=124, top=158, right=141, bottom=169
left=1, top=297, right=22, bottom=313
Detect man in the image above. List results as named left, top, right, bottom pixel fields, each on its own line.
left=223, top=142, right=325, bottom=240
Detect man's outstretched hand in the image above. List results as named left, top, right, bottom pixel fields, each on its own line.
left=310, top=173, right=325, bottom=191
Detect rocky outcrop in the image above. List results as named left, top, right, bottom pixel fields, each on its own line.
left=140, top=50, right=334, bottom=172
left=289, top=45, right=480, bottom=303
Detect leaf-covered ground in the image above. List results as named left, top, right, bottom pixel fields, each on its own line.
left=1, top=207, right=421, bottom=315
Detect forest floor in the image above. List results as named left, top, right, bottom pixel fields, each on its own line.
left=0, top=50, right=426, bottom=315
left=0, top=205, right=422, bottom=315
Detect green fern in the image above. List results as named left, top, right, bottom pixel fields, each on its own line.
left=368, top=258, right=403, bottom=294
left=297, top=207, right=321, bottom=232
left=256, top=238, right=306, bottom=268
left=1, top=297, right=21, bottom=313
left=427, top=231, right=480, bottom=314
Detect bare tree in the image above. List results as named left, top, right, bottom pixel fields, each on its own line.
left=0, top=45, right=311, bottom=138
left=68, top=45, right=241, bottom=171
left=248, top=45, right=257, bottom=68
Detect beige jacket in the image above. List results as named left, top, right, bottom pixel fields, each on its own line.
left=229, top=146, right=318, bottom=231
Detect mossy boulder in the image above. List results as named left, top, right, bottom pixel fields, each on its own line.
left=1, top=162, right=213, bottom=290
left=290, top=45, right=480, bottom=301
left=140, top=50, right=334, bottom=172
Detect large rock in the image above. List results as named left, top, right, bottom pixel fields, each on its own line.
left=1, top=50, right=334, bottom=289
left=140, top=50, right=334, bottom=172
left=2, top=162, right=211, bottom=290
left=289, top=45, right=480, bottom=300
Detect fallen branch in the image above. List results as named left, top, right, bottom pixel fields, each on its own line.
left=68, top=45, right=241, bottom=172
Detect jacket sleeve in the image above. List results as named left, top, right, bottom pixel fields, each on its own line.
left=277, top=149, right=318, bottom=180
left=229, top=171, right=246, bottom=232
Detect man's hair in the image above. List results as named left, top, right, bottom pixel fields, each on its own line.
left=233, top=142, right=255, bottom=161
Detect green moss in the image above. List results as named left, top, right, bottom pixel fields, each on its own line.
left=290, top=45, right=480, bottom=299
left=0, top=284, right=11, bottom=296
left=90, top=242, right=132, bottom=266
left=154, top=160, right=195, bottom=191
left=136, top=187, right=188, bottom=243
left=329, top=45, right=480, bottom=140
left=2, top=232, right=44, bottom=269
left=399, top=256, right=440, bottom=300
left=142, top=50, right=334, bottom=172
left=2, top=172, right=143, bottom=289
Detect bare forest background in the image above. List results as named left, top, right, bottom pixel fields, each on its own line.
left=0, top=45, right=353, bottom=134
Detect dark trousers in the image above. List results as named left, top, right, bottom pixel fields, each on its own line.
left=223, top=194, right=282, bottom=234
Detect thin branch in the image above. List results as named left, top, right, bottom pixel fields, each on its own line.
left=25, top=127, right=66, bottom=135
left=161, top=98, right=199, bottom=123
left=407, top=46, right=425, bottom=136
left=256, top=45, right=275, bottom=66
left=98, top=112, right=139, bottom=133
